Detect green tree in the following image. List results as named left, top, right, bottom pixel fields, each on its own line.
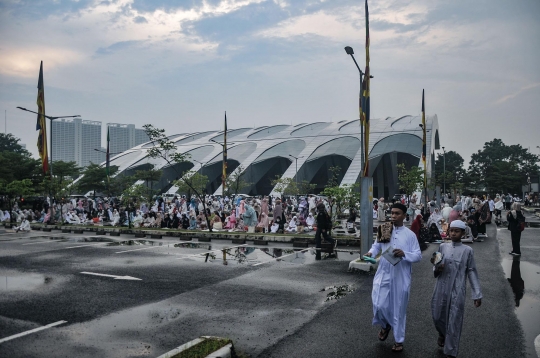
left=134, top=165, right=163, bottom=200
left=297, top=180, right=317, bottom=195
left=434, top=151, right=466, bottom=194
left=467, top=139, right=539, bottom=194
left=0, top=133, right=41, bottom=189
left=326, top=166, right=342, bottom=188
left=51, top=161, right=81, bottom=185
left=77, top=163, right=119, bottom=195
left=270, top=177, right=296, bottom=196
left=0, top=179, right=35, bottom=223
left=0, top=133, right=30, bottom=154
left=270, top=177, right=316, bottom=197
left=176, top=171, right=209, bottom=199
left=143, top=124, right=213, bottom=231
left=397, top=164, right=424, bottom=204
left=321, top=183, right=360, bottom=222
left=225, top=165, right=250, bottom=196
left=109, top=174, right=136, bottom=197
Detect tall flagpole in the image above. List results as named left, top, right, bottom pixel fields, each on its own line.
left=422, top=89, right=427, bottom=209
left=222, top=112, right=227, bottom=198
left=106, top=126, right=110, bottom=196
left=360, top=0, right=373, bottom=257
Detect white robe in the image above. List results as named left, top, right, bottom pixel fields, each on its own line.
left=432, top=242, right=482, bottom=357
left=368, top=225, right=422, bottom=343
left=15, top=220, right=31, bottom=231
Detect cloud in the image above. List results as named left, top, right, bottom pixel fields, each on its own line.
left=0, top=0, right=539, bottom=165
left=95, top=40, right=146, bottom=56
left=495, top=83, right=540, bottom=105
left=133, top=15, right=148, bottom=23
left=0, top=47, right=83, bottom=78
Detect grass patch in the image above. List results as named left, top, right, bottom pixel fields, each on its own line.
left=171, top=338, right=231, bottom=358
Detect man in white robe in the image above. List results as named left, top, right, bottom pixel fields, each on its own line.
left=364, top=203, right=422, bottom=352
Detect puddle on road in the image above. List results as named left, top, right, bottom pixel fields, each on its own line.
left=174, top=242, right=212, bottom=250
left=107, top=240, right=161, bottom=246
left=181, top=246, right=359, bottom=266
left=0, top=272, right=52, bottom=291
left=501, top=257, right=540, bottom=358
left=321, top=284, right=355, bottom=302
left=67, top=236, right=115, bottom=243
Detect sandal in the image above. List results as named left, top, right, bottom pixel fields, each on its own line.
left=437, top=335, right=445, bottom=347
left=391, top=343, right=403, bottom=353
left=378, top=326, right=391, bottom=341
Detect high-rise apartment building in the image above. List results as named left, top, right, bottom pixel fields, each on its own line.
left=51, top=118, right=103, bottom=167
left=107, top=123, right=149, bottom=154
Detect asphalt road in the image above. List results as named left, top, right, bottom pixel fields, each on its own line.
left=0, top=222, right=530, bottom=358
left=497, top=212, right=540, bottom=358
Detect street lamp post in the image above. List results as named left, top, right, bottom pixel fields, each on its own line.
left=16, top=106, right=80, bottom=177
left=288, top=154, right=304, bottom=189
left=193, top=159, right=204, bottom=194
left=442, top=147, right=446, bottom=195
left=344, top=46, right=375, bottom=257
left=344, top=46, right=373, bottom=173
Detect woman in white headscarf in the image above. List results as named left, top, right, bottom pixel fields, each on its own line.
left=286, top=216, right=297, bottom=233
left=306, top=213, right=315, bottom=231
left=428, top=208, right=443, bottom=231
left=112, top=209, right=120, bottom=226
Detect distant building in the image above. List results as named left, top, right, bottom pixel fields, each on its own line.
left=107, top=123, right=149, bottom=155
left=51, top=118, right=103, bottom=167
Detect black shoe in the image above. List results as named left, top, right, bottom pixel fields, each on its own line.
left=509, top=252, right=516, bottom=255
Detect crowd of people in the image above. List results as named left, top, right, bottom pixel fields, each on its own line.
left=0, top=194, right=337, bottom=235
left=372, top=192, right=528, bottom=256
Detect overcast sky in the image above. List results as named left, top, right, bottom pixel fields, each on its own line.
left=1, top=0, right=539, bottom=165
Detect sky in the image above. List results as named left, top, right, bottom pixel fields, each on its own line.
left=1, top=0, right=539, bottom=165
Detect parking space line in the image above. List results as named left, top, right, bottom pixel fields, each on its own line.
left=64, top=243, right=110, bottom=249
left=0, top=320, right=67, bottom=344
left=22, top=240, right=64, bottom=246
left=251, top=248, right=310, bottom=266
left=115, top=240, right=192, bottom=254
left=175, top=244, right=248, bottom=260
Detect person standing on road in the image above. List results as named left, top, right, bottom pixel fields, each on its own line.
left=507, top=202, right=525, bottom=256
left=363, top=203, right=422, bottom=353
left=431, top=220, right=482, bottom=358
left=314, top=202, right=336, bottom=260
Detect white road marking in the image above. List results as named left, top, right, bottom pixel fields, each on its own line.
left=175, top=244, right=248, bottom=260
left=22, top=240, right=64, bottom=245
left=114, top=240, right=192, bottom=254
left=80, top=272, right=142, bottom=280
left=64, top=243, right=109, bottom=249
left=251, top=248, right=310, bottom=266
left=115, top=246, right=166, bottom=254
left=0, top=320, right=67, bottom=344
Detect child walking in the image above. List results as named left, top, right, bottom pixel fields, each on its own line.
left=430, top=220, right=482, bottom=358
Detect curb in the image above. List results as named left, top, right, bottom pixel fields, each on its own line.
left=156, top=336, right=233, bottom=358
left=25, top=224, right=363, bottom=246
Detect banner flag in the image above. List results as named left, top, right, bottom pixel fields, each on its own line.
left=36, top=61, right=49, bottom=173
left=362, top=0, right=370, bottom=177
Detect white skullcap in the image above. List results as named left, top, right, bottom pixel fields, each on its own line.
left=450, top=220, right=466, bottom=230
